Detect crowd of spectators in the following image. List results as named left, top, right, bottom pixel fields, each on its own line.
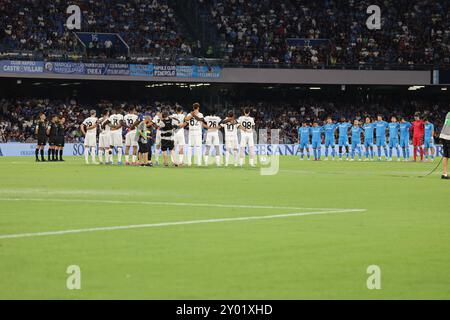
left=1, top=97, right=447, bottom=144
left=0, top=0, right=195, bottom=61
left=1, top=0, right=450, bottom=67
left=199, top=0, right=450, bottom=67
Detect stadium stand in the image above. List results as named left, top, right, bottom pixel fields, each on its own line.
left=0, top=0, right=449, bottom=67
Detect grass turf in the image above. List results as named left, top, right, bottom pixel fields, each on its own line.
left=0, top=156, right=449, bottom=299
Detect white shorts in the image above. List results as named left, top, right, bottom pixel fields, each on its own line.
left=125, top=131, right=138, bottom=147
left=110, top=130, right=123, bottom=147
left=99, top=133, right=111, bottom=148
left=174, top=130, right=185, bottom=147
left=225, top=135, right=239, bottom=149
left=206, top=132, right=220, bottom=146
left=189, top=133, right=202, bottom=147
left=240, top=132, right=255, bottom=148
left=84, top=134, right=97, bottom=147
left=155, top=131, right=161, bottom=146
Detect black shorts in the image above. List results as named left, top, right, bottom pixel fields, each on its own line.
left=37, top=136, right=47, bottom=146
left=138, top=142, right=149, bottom=154
left=48, top=137, right=57, bottom=146
left=443, top=139, right=450, bottom=158
left=56, top=137, right=65, bottom=147
left=161, top=140, right=174, bottom=151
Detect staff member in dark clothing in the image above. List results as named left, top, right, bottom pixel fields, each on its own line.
left=440, top=112, right=450, bottom=179
left=47, top=116, right=59, bottom=161
left=35, top=112, right=47, bottom=162
left=56, top=117, right=66, bottom=161
left=159, top=111, right=180, bottom=167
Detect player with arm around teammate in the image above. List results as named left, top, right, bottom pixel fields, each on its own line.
left=337, top=117, right=351, bottom=161
left=411, top=114, right=425, bottom=162
left=323, top=117, right=337, bottom=161
left=124, top=107, right=140, bottom=165
left=298, top=122, right=311, bottom=161
left=363, top=117, right=375, bottom=161
left=222, top=111, right=240, bottom=167
left=81, top=110, right=98, bottom=165
left=98, top=109, right=112, bottom=165
left=399, top=118, right=412, bottom=161
left=109, top=108, right=125, bottom=165
left=310, top=121, right=323, bottom=161
left=388, top=116, right=401, bottom=161
left=237, top=108, right=256, bottom=167
left=374, top=115, right=389, bottom=161
left=171, top=105, right=188, bottom=165
left=56, top=117, right=65, bottom=161
left=47, top=115, right=59, bottom=161
left=184, top=103, right=204, bottom=166
left=203, top=113, right=222, bottom=166
left=350, top=120, right=363, bottom=161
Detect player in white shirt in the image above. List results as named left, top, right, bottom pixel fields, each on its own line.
left=81, top=109, right=98, bottom=164
left=184, top=103, right=204, bottom=166
left=152, top=111, right=162, bottom=165
left=98, top=109, right=112, bottom=165
left=238, top=108, right=256, bottom=167
left=203, top=114, right=222, bottom=166
left=123, top=107, right=140, bottom=165
left=171, top=105, right=188, bottom=165
left=222, top=110, right=239, bottom=166
left=109, top=108, right=125, bottom=165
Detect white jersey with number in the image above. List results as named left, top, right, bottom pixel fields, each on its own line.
left=98, top=117, right=111, bottom=148
left=204, top=116, right=221, bottom=146
left=124, top=114, right=139, bottom=133
left=82, top=117, right=98, bottom=135
left=82, top=116, right=98, bottom=147
left=238, top=116, right=255, bottom=147
left=188, top=112, right=204, bottom=135
left=223, top=120, right=239, bottom=149
left=172, top=113, right=186, bottom=146
left=109, top=114, right=124, bottom=132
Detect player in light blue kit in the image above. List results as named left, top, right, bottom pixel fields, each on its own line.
left=323, top=117, right=337, bottom=161
left=350, top=120, right=363, bottom=161
left=311, top=121, right=323, bottom=161
left=388, top=116, right=401, bottom=161
left=337, top=117, right=351, bottom=161
left=374, top=115, right=389, bottom=161
left=424, top=117, right=435, bottom=162
left=363, top=117, right=375, bottom=161
left=297, top=122, right=311, bottom=160
left=399, top=118, right=412, bottom=161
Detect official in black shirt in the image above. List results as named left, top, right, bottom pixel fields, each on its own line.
left=47, top=116, right=59, bottom=161
left=34, top=113, right=47, bottom=162
left=159, top=111, right=180, bottom=167
left=55, top=117, right=66, bottom=161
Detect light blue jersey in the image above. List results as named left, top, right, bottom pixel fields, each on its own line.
left=311, top=126, right=323, bottom=149
left=323, top=123, right=336, bottom=147
left=399, top=122, right=412, bottom=147
left=351, top=126, right=363, bottom=146
left=374, top=121, right=388, bottom=146
left=424, top=123, right=435, bottom=148
left=363, top=123, right=375, bottom=146
left=338, top=122, right=351, bottom=147
left=388, top=122, right=400, bottom=147
left=298, top=126, right=310, bottom=149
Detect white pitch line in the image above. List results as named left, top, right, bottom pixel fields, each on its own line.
left=0, top=209, right=366, bottom=240
left=0, top=198, right=362, bottom=212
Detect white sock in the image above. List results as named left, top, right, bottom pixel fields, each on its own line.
left=132, top=155, right=137, bottom=163
left=216, top=156, right=221, bottom=166
left=234, top=151, right=239, bottom=164
left=117, top=147, right=122, bottom=163
left=204, top=155, right=209, bottom=165
left=196, top=146, right=202, bottom=165
left=125, top=155, right=129, bottom=163
left=250, top=158, right=255, bottom=166
left=240, top=157, right=244, bottom=166
left=179, top=154, right=184, bottom=164
left=91, top=147, right=96, bottom=163
left=84, top=147, right=89, bottom=163
left=108, top=150, right=113, bottom=163
left=155, top=149, right=160, bottom=163
left=98, top=150, right=104, bottom=163
left=225, top=151, right=230, bottom=165
left=187, top=147, right=192, bottom=165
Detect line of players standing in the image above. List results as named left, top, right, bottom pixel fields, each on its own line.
left=80, top=103, right=257, bottom=167
left=34, top=113, right=66, bottom=161
left=298, top=114, right=436, bottom=162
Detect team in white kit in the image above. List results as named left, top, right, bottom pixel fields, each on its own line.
left=80, top=103, right=256, bottom=167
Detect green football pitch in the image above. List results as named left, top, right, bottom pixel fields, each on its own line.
left=0, top=156, right=449, bottom=299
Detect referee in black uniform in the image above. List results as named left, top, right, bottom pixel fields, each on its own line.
left=47, top=116, right=59, bottom=161
left=55, top=117, right=66, bottom=161
left=34, top=112, right=47, bottom=162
